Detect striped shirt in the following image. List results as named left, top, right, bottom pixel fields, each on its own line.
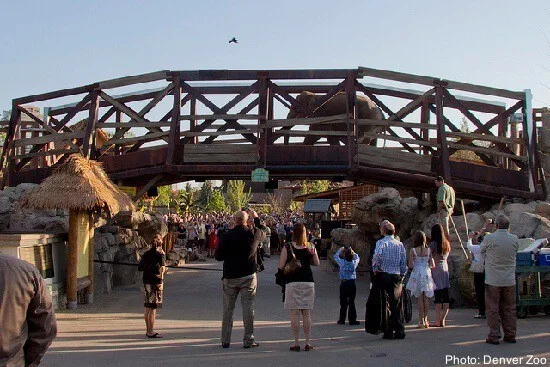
left=333, top=249, right=360, bottom=280
left=372, top=235, right=407, bottom=276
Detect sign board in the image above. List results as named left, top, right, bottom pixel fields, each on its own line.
left=251, top=168, right=269, bottom=183
left=118, top=186, right=137, bottom=198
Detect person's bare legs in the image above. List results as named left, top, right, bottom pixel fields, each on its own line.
left=417, top=296, right=425, bottom=327
left=145, top=308, right=157, bottom=335
left=434, top=304, right=442, bottom=326
left=302, top=310, right=311, bottom=345
left=423, top=294, right=430, bottom=327
left=144, top=308, right=151, bottom=335
left=441, top=303, right=449, bottom=326
left=291, top=309, right=301, bottom=346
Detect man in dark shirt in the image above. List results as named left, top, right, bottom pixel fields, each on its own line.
left=215, top=210, right=265, bottom=349
left=0, top=253, right=57, bottom=366
left=138, top=234, right=166, bottom=338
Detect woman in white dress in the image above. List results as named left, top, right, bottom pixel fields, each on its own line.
left=406, top=231, right=435, bottom=328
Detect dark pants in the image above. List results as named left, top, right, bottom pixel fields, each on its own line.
left=339, top=279, right=357, bottom=323
left=474, top=272, right=486, bottom=316
left=485, top=284, right=516, bottom=341
left=379, top=272, right=405, bottom=337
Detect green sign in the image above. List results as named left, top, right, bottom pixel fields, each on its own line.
left=251, top=168, right=269, bottom=182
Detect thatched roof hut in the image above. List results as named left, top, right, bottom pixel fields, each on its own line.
left=22, top=154, right=134, bottom=216
left=21, top=153, right=134, bottom=309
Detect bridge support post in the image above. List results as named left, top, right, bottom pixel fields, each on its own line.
left=167, top=77, right=182, bottom=165
left=258, top=76, right=268, bottom=166
left=82, top=90, right=100, bottom=159
left=435, top=84, right=452, bottom=182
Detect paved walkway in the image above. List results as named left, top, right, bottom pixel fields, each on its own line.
left=43, top=256, right=550, bottom=367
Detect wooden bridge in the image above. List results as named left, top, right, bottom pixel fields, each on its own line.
left=0, top=67, right=546, bottom=200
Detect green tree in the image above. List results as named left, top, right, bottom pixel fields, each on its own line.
left=173, top=189, right=196, bottom=214
left=155, top=186, right=173, bottom=207
left=197, top=180, right=213, bottom=208
left=300, top=180, right=331, bottom=195
left=226, top=180, right=252, bottom=212
left=206, top=189, right=227, bottom=212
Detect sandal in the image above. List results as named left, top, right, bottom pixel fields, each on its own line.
left=146, top=332, right=163, bottom=338
left=304, top=344, right=313, bottom=351
left=289, top=345, right=300, bottom=352
left=418, top=321, right=425, bottom=328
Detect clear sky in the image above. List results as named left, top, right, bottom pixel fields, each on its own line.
left=1, top=0, right=549, bottom=109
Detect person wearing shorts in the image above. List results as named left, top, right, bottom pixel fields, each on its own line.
left=138, top=234, right=166, bottom=338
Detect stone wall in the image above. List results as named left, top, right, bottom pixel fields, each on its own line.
left=93, top=211, right=169, bottom=293
left=0, top=183, right=69, bottom=233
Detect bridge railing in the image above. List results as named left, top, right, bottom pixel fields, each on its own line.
left=0, top=68, right=543, bottom=199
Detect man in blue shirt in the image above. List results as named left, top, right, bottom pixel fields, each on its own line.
left=372, top=220, right=407, bottom=339
left=334, top=246, right=360, bottom=325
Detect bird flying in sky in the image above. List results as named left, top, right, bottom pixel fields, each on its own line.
left=229, top=37, right=238, bottom=44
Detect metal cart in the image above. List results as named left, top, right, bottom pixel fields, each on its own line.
left=515, top=266, right=550, bottom=318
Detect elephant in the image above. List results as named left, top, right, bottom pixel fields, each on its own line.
left=286, top=91, right=384, bottom=145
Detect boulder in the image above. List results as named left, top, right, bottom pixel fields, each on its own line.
left=100, top=225, right=119, bottom=234
left=534, top=217, right=550, bottom=239
left=509, top=212, right=543, bottom=238
left=331, top=227, right=379, bottom=273
left=111, top=211, right=147, bottom=229
left=104, top=233, right=117, bottom=246
left=352, top=187, right=417, bottom=239
left=112, top=246, right=139, bottom=286
left=0, top=196, right=12, bottom=214
left=504, top=203, right=535, bottom=216
left=397, top=197, right=419, bottom=239
left=137, top=213, right=167, bottom=244
left=535, top=202, right=550, bottom=218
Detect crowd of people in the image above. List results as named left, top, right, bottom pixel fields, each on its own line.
left=160, top=210, right=314, bottom=260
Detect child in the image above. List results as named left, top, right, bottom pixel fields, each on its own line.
left=406, top=230, right=435, bottom=328
left=334, top=246, right=360, bottom=325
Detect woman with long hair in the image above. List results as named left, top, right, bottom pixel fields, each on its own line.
left=406, top=230, right=435, bottom=328
left=429, top=224, right=451, bottom=327
left=278, top=222, right=320, bottom=351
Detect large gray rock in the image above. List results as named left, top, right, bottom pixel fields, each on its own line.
left=0, top=196, right=12, bottom=214
left=352, top=188, right=417, bottom=239
left=535, top=202, right=550, bottom=218
left=331, top=227, right=377, bottom=273
left=509, top=212, right=543, bottom=238
left=137, top=213, right=167, bottom=244
left=534, top=217, right=550, bottom=239
left=504, top=203, right=535, bottom=216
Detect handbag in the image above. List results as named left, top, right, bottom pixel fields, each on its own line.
left=284, top=243, right=302, bottom=276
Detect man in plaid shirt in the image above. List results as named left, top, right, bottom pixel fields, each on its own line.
left=372, top=220, right=407, bottom=339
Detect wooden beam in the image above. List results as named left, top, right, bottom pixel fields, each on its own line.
left=167, top=78, right=181, bottom=165
left=14, top=85, right=96, bottom=105
left=435, top=85, right=452, bottom=181
left=357, top=119, right=438, bottom=130
left=360, top=132, right=439, bottom=147
left=446, top=131, right=524, bottom=145
left=53, top=93, right=93, bottom=132
left=262, top=115, right=347, bottom=128
left=273, top=130, right=349, bottom=137
left=447, top=143, right=528, bottom=162
left=82, top=91, right=100, bottom=158
left=358, top=66, right=524, bottom=100
left=11, top=148, right=80, bottom=160
left=13, top=131, right=85, bottom=147
left=180, top=114, right=260, bottom=120
left=98, top=70, right=169, bottom=89
left=134, top=174, right=163, bottom=202
left=97, top=122, right=172, bottom=128
left=106, top=131, right=169, bottom=146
